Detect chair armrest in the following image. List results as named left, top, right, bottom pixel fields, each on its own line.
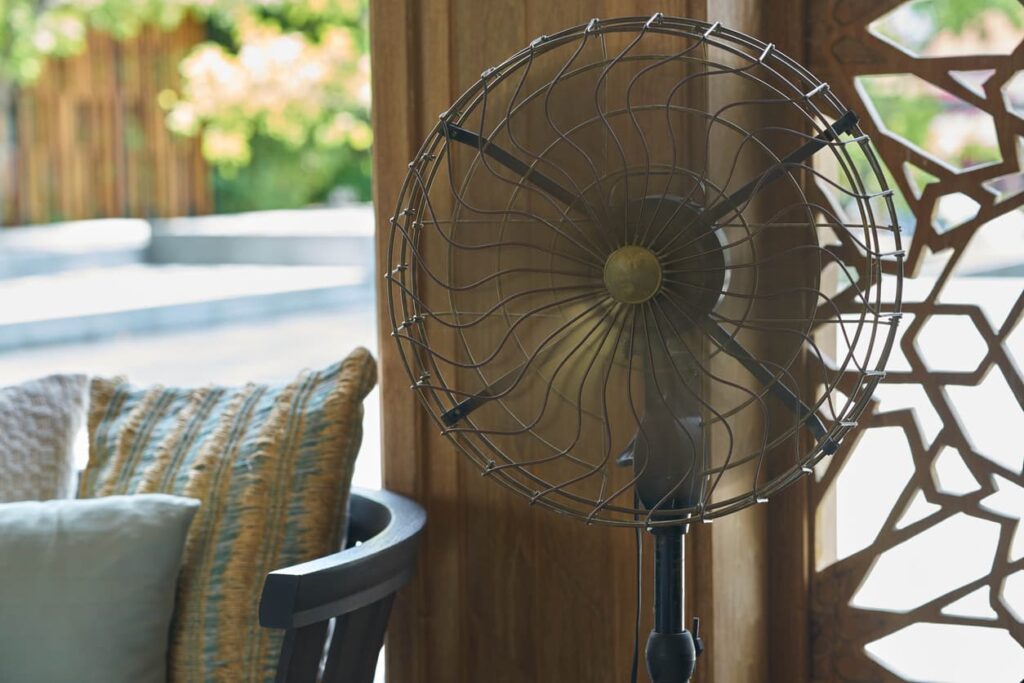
left=259, top=487, right=426, bottom=630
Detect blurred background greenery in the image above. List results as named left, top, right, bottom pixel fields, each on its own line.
left=829, top=0, right=1024, bottom=236
left=1, top=0, right=371, bottom=214
left=2, top=0, right=1021, bottom=218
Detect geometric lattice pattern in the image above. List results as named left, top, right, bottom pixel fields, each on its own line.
left=808, top=1, right=1024, bottom=680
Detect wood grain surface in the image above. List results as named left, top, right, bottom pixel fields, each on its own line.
left=371, top=4, right=821, bottom=681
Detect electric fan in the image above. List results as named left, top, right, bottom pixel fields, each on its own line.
left=385, top=14, right=903, bottom=682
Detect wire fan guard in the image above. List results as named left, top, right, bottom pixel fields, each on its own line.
left=386, top=16, right=903, bottom=527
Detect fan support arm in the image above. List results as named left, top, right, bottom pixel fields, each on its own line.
left=440, top=121, right=581, bottom=209
left=683, top=110, right=859, bottom=237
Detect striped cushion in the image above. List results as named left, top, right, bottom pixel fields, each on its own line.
left=79, top=348, right=377, bottom=682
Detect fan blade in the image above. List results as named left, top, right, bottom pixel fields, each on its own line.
left=616, top=321, right=838, bottom=469
left=441, top=122, right=582, bottom=210
left=702, top=321, right=837, bottom=454
left=442, top=113, right=855, bottom=443
left=632, top=360, right=705, bottom=513
left=440, top=299, right=613, bottom=427
left=684, top=110, right=858, bottom=237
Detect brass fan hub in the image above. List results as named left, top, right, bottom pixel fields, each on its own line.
left=603, top=246, right=663, bottom=304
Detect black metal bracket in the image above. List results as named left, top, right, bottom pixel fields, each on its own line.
left=645, top=526, right=703, bottom=683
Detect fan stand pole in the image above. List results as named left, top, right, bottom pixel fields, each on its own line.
left=646, top=526, right=703, bottom=683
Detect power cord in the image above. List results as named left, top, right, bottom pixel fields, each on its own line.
left=630, top=525, right=642, bottom=683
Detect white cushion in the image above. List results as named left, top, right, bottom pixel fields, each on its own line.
left=0, top=374, right=87, bottom=502
left=0, top=494, right=199, bottom=682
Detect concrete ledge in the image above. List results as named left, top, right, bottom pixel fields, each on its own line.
left=0, top=285, right=371, bottom=352
left=0, top=264, right=371, bottom=351
left=0, top=210, right=377, bottom=352
left=148, top=206, right=374, bottom=267
left=0, top=219, right=150, bottom=278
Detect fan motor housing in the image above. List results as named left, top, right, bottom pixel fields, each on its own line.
left=601, top=196, right=729, bottom=322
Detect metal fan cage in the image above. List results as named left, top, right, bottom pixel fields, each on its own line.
left=386, top=15, right=904, bottom=527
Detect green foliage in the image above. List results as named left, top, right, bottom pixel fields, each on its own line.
left=1, top=0, right=371, bottom=213
left=873, top=0, right=1024, bottom=54
left=860, top=81, right=942, bottom=149
left=859, top=74, right=1001, bottom=171
left=165, top=1, right=372, bottom=210
left=213, top=133, right=371, bottom=213
left=0, top=0, right=188, bottom=84
left=922, top=0, right=1024, bottom=34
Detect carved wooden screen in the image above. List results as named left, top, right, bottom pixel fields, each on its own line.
left=808, top=1, right=1024, bottom=681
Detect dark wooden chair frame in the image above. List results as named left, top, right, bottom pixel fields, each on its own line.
left=260, top=487, right=426, bottom=683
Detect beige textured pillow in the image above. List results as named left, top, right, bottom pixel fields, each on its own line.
left=0, top=374, right=88, bottom=503
left=79, top=348, right=377, bottom=682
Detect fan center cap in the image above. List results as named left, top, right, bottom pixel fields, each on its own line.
left=603, top=246, right=662, bottom=304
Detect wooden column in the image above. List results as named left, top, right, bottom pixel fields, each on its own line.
left=371, top=3, right=814, bottom=682
left=760, top=3, right=814, bottom=680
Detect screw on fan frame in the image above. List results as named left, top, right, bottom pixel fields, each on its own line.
left=386, top=12, right=903, bottom=683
